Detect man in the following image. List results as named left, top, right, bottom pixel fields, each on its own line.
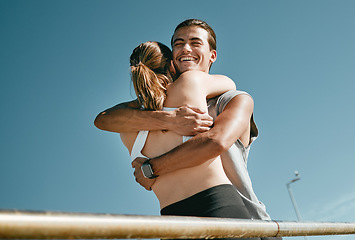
left=95, top=20, right=280, bottom=238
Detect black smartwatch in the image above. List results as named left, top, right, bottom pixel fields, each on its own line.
left=141, top=159, right=159, bottom=179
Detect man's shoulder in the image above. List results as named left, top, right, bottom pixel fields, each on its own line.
left=219, top=90, right=251, bottom=100
left=215, top=90, right=251, bottom=114
left=126, top=99, right=142, bottom=109
left=207, top=90, right=249, bottom=118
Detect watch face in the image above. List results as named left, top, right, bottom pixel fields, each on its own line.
left=141, top=162, right=153, bottom=179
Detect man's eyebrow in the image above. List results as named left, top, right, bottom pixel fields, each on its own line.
left=173, top=37, right=203, bottom=44
left=190, top=37, right=203, bottom=42
left=173, top=38, right=184, bottom=44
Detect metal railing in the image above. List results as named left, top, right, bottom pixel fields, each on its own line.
left=0, top=210, right=355, bottom=239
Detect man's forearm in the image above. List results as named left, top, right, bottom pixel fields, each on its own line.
left=151, top=130, right=224, bottom=175
left=95, top=101, right=213, bottom=135
left=94, top=100, right=173, bottom=133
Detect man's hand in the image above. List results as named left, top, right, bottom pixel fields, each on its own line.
left=168, top=105, right=213, bottom=136
left=132, top=157, right=156, bottom=191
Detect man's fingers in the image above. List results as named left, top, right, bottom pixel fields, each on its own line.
left=176, top=105, right=213, bottom=120
left=134, top=172, right=155, bottom=191
left=132, top=157, right=148, bottom=167
left=185, top=106, right=213, bottom=121
left=194, top=126, right=211, bottom=133
left=200, top=119, right=213, bottom=127
left=133, top=167, right=139, bottom=177
left=132, top=158, right=155, bottom=191
left=185, top=106, right=213, bottom=119
left=198, top=112, right=213, bottom=121
left=170, top=105, right=214, bottom=136
left=184, top=105, right=205, bottom=114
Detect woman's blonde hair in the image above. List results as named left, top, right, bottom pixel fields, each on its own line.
left=130, top=41, right=173, bottom=111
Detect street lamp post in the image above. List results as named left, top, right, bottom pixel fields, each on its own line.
left=286, top=171, right=309, bottom=240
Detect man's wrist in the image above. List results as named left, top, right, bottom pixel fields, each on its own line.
left=160, top=110, right=175, bottom=131
left=141, top=159, right=159, bottom=179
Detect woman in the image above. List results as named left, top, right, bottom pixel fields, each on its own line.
left=120, top=42, right=258, bottom=238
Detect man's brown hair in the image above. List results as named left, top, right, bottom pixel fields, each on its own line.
left=171, top=19, right=217, bottom=51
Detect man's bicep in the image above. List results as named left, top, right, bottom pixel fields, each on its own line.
left=94, top=99, right=142, bottom=132
left=96, top=99, right=140, bottom=117
left=212, top=94, right=254, bottom=149
left=107, top=99, right=141, bottom=112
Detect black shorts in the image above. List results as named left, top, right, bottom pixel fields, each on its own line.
left=161, top=184, right=281, bottom=240
left=161, top=184, right=251, bottom=218
left=161, top=184, right=257, bottom=240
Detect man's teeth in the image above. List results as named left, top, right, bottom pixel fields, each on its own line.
left=180, top=57, right=195, bottom=61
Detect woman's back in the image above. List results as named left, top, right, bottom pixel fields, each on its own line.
left=121, top=70, right=236, bottom=208
left=140, top=70, right=223, bottom=157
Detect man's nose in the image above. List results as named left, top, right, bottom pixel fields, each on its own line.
left=182, top=43, right=192, bottom=53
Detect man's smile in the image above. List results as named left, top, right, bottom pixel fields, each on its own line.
left=178, top=55, right=198, bottom=62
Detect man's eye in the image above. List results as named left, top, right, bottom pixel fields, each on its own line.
left=174, top=42, right=183, bottom=46
left=192, top=42, right=202, bottom=45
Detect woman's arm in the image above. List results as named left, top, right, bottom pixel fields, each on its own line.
left=203, top=74, right=237, bottom=99
left=164, top=71, right=236, bottom=109
left=180, top=71, right=236, bottom=98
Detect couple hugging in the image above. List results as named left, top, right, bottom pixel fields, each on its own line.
left=95, top=19, right=281, bottom=240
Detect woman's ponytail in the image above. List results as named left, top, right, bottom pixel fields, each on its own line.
left=131, top=62, right=169, bottom=110
left=130, top=42, right=172, bottom=111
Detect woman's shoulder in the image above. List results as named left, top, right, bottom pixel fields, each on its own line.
left=176, top=71, right=228, bottom=85
left=179, top=71, right=232, bottom=82
left=177, top=70, right=209, bottom=82
left=170, top=71, right=235, bottom=95
left=169, top=71, right=205, bottom=89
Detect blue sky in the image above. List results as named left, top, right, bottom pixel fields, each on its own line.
left=1, top=1, right=355, bottom=239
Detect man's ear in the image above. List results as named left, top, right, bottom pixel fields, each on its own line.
left=169, top=60, right=177, bottom=77
left=210, top=50, right=217, bottom=63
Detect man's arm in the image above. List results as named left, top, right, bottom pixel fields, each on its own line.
left=94, top=99, right=213, bottom=135
left=132, top=94, right=254, bottom=188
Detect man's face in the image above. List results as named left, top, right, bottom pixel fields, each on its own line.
left=172, top=26, right=217, bottom=74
